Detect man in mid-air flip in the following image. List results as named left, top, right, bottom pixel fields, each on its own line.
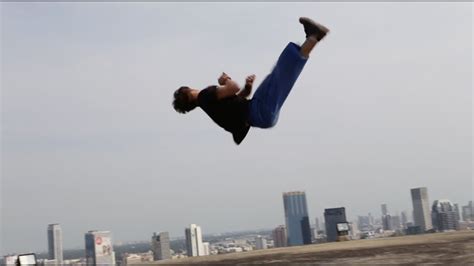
left=173, top=17, right=329, bottom=145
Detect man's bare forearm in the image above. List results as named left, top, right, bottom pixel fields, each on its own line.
left=237, top=84, right=252, bottom=98
left=238, top=74, right=256, bottom=99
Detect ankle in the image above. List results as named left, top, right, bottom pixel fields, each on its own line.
left=300, top=37, right=318, bottom=58
left=306, top=35, right=318, bottom=43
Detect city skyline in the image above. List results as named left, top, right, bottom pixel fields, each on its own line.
left=2, top=187, right=471, bottom=258
left=2, top=3, right=472, bottom=254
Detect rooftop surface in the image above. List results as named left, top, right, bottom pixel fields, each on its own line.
left=148, top=230, right=474, bottom=264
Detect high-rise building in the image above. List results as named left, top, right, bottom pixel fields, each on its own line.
left=401, top=211, right=408, bottom=228
left=357, top=215, right=371, bottom=230
left=324, top=207, right=347, bottom=242
left=47, top=224, right=63, bottom=265
left=315, top=217, right=321, bottom=232
left=453, top=204, right=461, bottom=222
left=282, top=191, right=312, bottom=246
left=470, top=201, right=474, bottom=220
left=255, top=236, right=267, bottom=250
left=461, top=201, right=473, bottom=221
left=431, top=200, right=459, bottom=231
left=368, top=213, right=375, bottom=226
left=391, top=215, right=402, bottom=230
left=381, top=204, right=388, bottom=216
left=410, top=187, right=433, bottom=231
left=461, top=205, right=471, bottom=221
left=272, top=225, right=288, bottom=248
left=85, top=231, right=115, bottom=266
left=382, top=214, right=393, bottom=230
left=151, top=232, right=171, bottom=260
left=185, top=224, right=204, bottom=257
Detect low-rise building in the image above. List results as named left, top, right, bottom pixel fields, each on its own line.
left=121, top=251, right=153, bottom=266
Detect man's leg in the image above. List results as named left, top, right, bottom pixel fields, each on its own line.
left=249, top=42, right=308, bottom=128
left=249, top=17, right=329, bottom=128
left=300, top=36, right=318, bottom=59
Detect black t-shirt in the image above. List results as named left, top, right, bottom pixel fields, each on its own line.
left=197, top=85, right=251, bottom=145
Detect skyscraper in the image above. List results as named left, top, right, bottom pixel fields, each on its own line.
left=391, top=215, right=402, bottom=230
left=411, top=187, right=433, bottom=231
left=470, top=201, right=474, bottom=220
left=282, top=191, right=312, bottom=246
left=382, top=214, right=393, bottom=230
left=314, top=217, right=321, bottom=232
left=431, top=200, right=459, bottom=231
left=357, top=215, right=371, bottom=231
left=401, top=211, right=408, bottom=228
left=255, top=236, right=267, bottom=250
left=324, top=207, right=347, bottom=242
left=185, top=224, right=204, bottom=257
left=151, top=232, right=171, bottom=260
left=381, top=204, right=388, bottom=216
left=272, top=225, right=288, bottom=248
left=453, top=204, right=461, bottom=222
left=461, top=205, right=471, bottom=221
left=368, top=213, right=375, bottom=226
left=85, top=231, right=115, bottom=266
left=47, top=224, right=63, bottom=265
left=461, top=201, right=473, bottom=221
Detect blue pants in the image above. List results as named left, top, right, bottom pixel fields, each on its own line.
left=248, top=42, right=308, bottom=128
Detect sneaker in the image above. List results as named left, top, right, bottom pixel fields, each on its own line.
left=299, top=17, right=329, bottom=41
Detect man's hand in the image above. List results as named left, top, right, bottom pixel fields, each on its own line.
left=238, top=74, right=256, bottom=99
left=245, top=74, right=256, bottom=87
left=218, top=72, right=232, bottom=86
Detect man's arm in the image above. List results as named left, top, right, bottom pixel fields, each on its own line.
left=237, top=75, right=256, bottom=99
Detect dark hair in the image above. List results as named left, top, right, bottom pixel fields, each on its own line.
left=172, top=86, right=197, bottom=114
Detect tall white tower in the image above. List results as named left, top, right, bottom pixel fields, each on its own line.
left=185, top=224, right=204, bottom=257
left=47, top=224, right=63, bottom=264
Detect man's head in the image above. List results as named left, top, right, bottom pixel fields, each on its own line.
left=172, top=86, right=198, bottom=114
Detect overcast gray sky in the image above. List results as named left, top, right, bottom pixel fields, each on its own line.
left=1, top=3, right=472, bottom=254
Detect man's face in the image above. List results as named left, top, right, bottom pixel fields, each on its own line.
left=218, top=72, right=231, bottom=85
